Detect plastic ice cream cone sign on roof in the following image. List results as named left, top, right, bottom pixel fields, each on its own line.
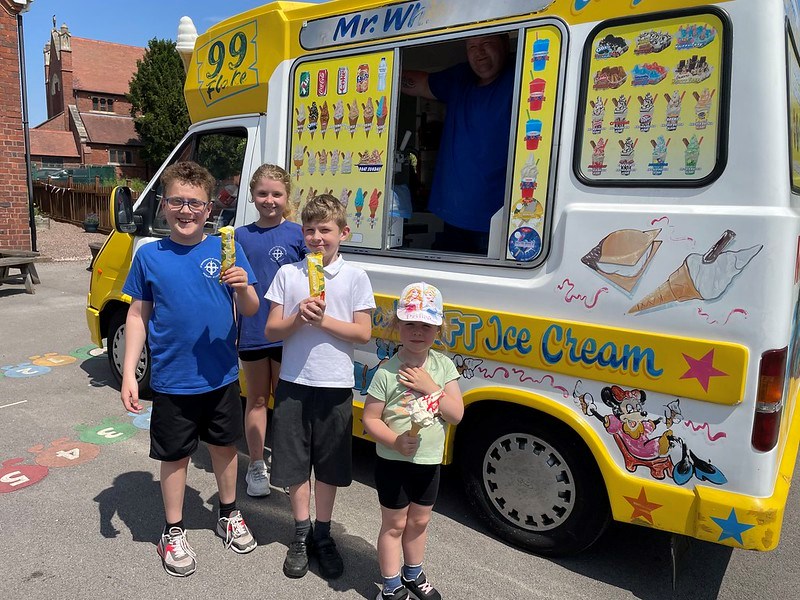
left=176, top=16, right=198, bottom=75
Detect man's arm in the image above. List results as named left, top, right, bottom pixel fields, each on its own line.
left=120, top=299, right=152, bottom=413
left=265, top=301, right=304, bottom=342
left=318, top=308, right=373, bottom=344
left=401, top=70, right=436, bottom=100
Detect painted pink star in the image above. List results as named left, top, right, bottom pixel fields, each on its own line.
left=680, top=349, right=728, bottom=391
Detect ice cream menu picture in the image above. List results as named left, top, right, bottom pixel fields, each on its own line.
left=507, top=25, right=562, bottom=262
left=288, top=52, right=393, bottom=249
left=577, top=12, right=726, bottom=183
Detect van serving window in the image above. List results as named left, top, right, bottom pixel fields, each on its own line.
left=574, top=8, right=730, bottom=187
left=287, top=22, right=564, bottom=266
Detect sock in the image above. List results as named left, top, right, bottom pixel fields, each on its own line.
left=402, top=563, right=422, bottom=582
left=313, top=519, right=331, bottom=540
left=165, top=519, right=184, bottom=531
left=382, top=572, right=402, bottom=595
left=219, top=500, right=236, bottom=519
left=295, top=518, right=312, bottom=541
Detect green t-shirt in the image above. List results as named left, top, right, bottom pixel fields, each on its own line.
left=367, top=350, right=460, bottom=464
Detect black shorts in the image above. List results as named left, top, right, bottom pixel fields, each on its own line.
left=374, top=456, right=441, bottom=509
left=149, top=382, right=242, bottom=462
left=239, top=346, right=282, bottom=363
left=270, top=380, right=353, bottom=488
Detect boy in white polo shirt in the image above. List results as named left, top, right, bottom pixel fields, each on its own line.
left=265, top=193, right=375, bottom=580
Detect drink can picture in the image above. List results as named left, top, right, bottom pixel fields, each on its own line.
left=317, top=69, right=328, bottom=96
left=337, top=66, right=349, bottom=95
left=356, top=63, right=369, bottom=93
left=299, top=71, right=310, bottom=97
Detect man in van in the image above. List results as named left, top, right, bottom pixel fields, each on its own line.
left=402, top=34, right=514, bottom=254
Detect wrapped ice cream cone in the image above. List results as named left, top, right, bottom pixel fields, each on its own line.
left=334, top=118, right=343, bottom=138
left=628, top=261, right=700, bottom=313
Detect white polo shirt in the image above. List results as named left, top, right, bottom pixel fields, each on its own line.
left=266, top=255, right=375, bottom=387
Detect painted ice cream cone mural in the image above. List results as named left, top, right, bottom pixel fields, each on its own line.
left=319, top=101, right=330, bottom=138
left=637, top=92, right=656, bottom=133
left=582, top=228, right=661, bottom=293
left=348, top=100, right=359, bottom=137
left=368, top=188, right=381, bottom=228
left=589, top=137, right=608, bottom=176
left=293, top=145, right=307, bottom=180
left=618, top=136, right=637, bottom=176
left=693, top=88, right=714, bottom=129
left=589, top=96, right=607, bottom=134
left=683, top=135, right=702, bottom=175
left=362, top=97, right=374, bottom=137
left=354, top=187, right=365, bottom=227
left=376, top=96, right=388, bottom=135
left=295, top=104, right=306, bottom=138
left=519, top=154, right=539, bottom=199
left=338, top=187, right=352, bottom=208
left=290, top=188, right=303, bottom=214
left=611, top=94, right=631, bottom=134
left=317, top=149, right=328, bottom=175
left=333, top=100, right=344, bottom=138
left=629, top=230, right=763, bottom=313
left=308, top=101, right=319, bottom=138
left=664, top=91, right=685, bottom=131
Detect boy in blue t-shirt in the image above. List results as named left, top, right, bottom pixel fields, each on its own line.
left=121, top=161, right=260, bottom=577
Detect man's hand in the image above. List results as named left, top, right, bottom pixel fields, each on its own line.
left=221, top=265, right=249, bottom=292
left=120, top=375, right=142, bottom=413
left=299, top=296, right=326, bottom=326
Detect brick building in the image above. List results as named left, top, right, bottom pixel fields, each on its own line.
left=30, top=22, right=147, bottom=180
left=0, top=0, right=33, bottom=250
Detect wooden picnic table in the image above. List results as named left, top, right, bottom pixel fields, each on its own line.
left=0, top=249, right=41, bottom=294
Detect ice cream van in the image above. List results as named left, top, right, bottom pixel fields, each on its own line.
left=88, top=0, right=800, bottom=556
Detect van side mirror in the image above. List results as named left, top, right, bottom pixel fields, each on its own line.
left=112, top=186, right=137, bottom=234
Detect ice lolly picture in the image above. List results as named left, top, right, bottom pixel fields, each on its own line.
left=629, top=230, right=763, bottom=313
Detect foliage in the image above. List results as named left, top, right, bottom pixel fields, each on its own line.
left=127, top=38, right=190, bottom=169
left=100, top=178, right=147, bottom=193
left=84, top=212, right=100, bottom=224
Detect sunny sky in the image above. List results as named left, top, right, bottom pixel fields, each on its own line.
left=20, top=0, right=328, bottom=126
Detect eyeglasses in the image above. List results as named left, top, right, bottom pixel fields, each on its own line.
left=163, top=196, right=209, bottom=213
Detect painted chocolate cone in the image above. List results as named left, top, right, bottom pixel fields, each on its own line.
left=628, top=261, right=701, bottom=313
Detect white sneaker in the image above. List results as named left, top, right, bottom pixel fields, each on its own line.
left=245, top=460, right=271, bottom=497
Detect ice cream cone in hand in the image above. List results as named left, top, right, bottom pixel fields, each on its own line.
left=408, top=422, right=422, bottom=437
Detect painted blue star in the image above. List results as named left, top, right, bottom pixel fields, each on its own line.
left=711, top=508, right=755, bottom=545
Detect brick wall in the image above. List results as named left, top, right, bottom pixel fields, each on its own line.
left=0, top=1, right=32, bottom=250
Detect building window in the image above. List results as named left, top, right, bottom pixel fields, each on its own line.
left=109, top=149, right=132, bottom=164
left=92, top=96, right=115, bottom=112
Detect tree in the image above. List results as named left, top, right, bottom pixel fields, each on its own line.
left=127, top=39, right=190, bottom=169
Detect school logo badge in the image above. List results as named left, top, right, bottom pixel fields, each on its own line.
left=200, top=257, right=222, bottom=279
left=269, top=246, right=288, bottom=263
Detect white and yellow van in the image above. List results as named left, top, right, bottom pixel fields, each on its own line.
left=87, top=0, right=800, bottom=556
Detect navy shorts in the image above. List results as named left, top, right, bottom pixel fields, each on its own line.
left=374, top=456, right=441, bottom=509
left=270, top=380, right=353, bottom=488
left=239, top=346, right=282, bottom=363
left=149, top=382, right=242, bottom=462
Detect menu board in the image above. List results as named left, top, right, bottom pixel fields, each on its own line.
left=577, top=13, right=725, bottom=184
left=506, top=25, right=562, bottom=262
left=288, top=51, right=393, bottom=248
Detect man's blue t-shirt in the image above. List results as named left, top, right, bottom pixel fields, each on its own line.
left=428, top=61, right=515, bottom=232
left=122, top=235, right=257, bottom=394
left=235, top=220, right=305, bottom=350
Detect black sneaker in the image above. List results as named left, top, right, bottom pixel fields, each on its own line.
left=402, top=571, right=441, bottom=600
left=313, top=535, right=344, bottom=579
left=283, top=530, right=312, bottom=578
left=376, top=586, right=410, bottom=600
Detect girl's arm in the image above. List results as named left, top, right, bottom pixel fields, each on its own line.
left=363, top=395, right=419, bottom=457
left=439, top=379, right=464, bottom=425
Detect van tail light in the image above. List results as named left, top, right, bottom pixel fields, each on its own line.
left=751, top=347, right=787, bottom=452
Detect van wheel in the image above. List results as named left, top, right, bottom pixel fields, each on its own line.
left=107, top=309, right=152, bottom=398
left=459, top=409, right=609, bottom=556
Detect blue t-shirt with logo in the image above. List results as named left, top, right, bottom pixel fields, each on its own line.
left=428, top=61, right=515, bottom=232
left=122, top=235, right=257, bottom=394
left=235, top=220, right=306, bottom=350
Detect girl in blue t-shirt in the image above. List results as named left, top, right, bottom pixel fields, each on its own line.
left=235, top=164, right=305, bottom=498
